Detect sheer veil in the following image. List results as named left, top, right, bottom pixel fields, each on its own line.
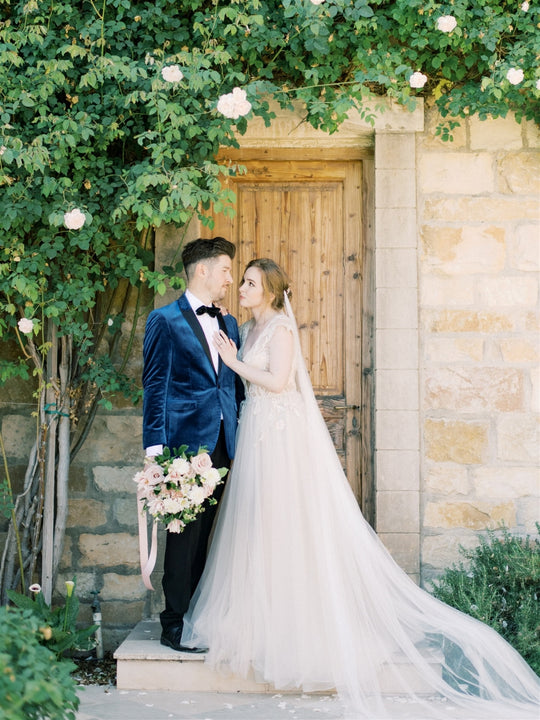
left=282, top=292, right=539, bottom=718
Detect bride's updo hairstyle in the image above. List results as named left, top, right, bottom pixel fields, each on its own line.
left=245, top=258, right=291, bottom=310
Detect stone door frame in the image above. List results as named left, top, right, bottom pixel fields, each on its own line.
left=156, top=98, right=425, bottom=579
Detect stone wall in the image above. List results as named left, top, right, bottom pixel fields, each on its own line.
left=417, top=109, right=540, bottom=581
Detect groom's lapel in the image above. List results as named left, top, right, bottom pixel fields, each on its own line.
left=178, top=296, right=215, bottom=374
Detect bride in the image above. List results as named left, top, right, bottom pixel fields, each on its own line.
left=182, top=258, right=539, bottom=719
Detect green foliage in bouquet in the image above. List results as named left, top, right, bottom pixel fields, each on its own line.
left=0, top=605, right=79, bottom=720
left=431, top=526, right=540, bottom=675
left=7, top=578, right=97, bottom=660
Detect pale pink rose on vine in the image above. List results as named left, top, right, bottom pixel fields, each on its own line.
left=409, top=71, right=428, bottom=88
left=436, top=15, right=457, bottom=32
left=18, top=317, right=34, bottom=334
left=161, top=64, right=184, bottom=83
left=217, top=87, right=252, bottom=119
left=64, top=208, right=86, bottom=230
left=506, top=67, right=524, bottom=85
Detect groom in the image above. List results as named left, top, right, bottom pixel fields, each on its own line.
left=142, top=236, right=242, bottom=652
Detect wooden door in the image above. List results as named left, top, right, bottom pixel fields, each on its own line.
left=210, top=153, right=366, bottom=507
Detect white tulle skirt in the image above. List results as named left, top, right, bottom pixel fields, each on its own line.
left=182, top=389, right=539, bottom=719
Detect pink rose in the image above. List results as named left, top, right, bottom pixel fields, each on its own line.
left=190, top=452, right=213, bottom=475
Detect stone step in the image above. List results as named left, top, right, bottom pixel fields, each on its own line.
left=114, top=619, right=442, bottom=695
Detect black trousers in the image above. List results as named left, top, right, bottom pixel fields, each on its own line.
left=160, top=423, right=230, bottom=634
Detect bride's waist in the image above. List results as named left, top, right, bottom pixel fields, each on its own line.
left=243, top=387, right=301, bottom=404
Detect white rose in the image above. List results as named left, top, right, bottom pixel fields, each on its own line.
left=521, top=1, right=529, bottom=10
left=18, top=317, right=34, bottom=334
left=189, top=485, right=207, bottom=505
left=190, top=452, right=213, bottom=475
left=163, top=496, right=188, bottom=514
left=161, top=64, right=184, bottom=83
left=506, top=68, right=524, bottom=85
left=64, top=208, right=86, bottom=230
left=169, top=457, right=191, bottom=475
left=310, top=0, right=325, bottom=4
left=409, top=71, right=428, bottom=89
left=536, top=79, right=540, bottom=91
left=436, top=15, right=457, bottom=33
left=201, top=467, right=221, bottom=492
left=0, top=145, right=6, bottom=156
left=217, top=87, right=252, bottom=119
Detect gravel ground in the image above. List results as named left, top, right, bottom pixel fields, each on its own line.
left=72, top=652, right=117, bottom=686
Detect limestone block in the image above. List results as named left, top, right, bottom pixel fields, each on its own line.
left=101, top=601, right=145, bottom=627
left=421, top=225, right=505, bottom=276
left=376, top=491, right=419, bottom=533
left=375, top=208, right=417, bottom=248
left=424, top=367, right=524, bottom=412
left=418, top=153, right=494, bottom=195
left=424, top=419, right=488, bottom=464
left=101, top=573, right=147, bottom=602
left=114, top=497, right=138, bottom=527
left=376, top=410, right=420, bottom=450
left=425, top=338, right=484, bottom=363
left=376, top=450, right=420, bottom=492
left=55, top=572, right=97, bottom=600
left=420, top=275, right=476, bottom=307
left=472, top=467, right=539, bottom=499
left=498, top=152, right=540, bottom=195
left=423, top=501, right=515, bottom=530
left=509, top=225, right=540, bottom=272
left=496, top=414, right=540, bottom=463
left=376, top=248, right=418, bottom=287
left=477, top=277, right=538, bottom=307
left=530, top=366, right=540, bottom=413
left=94, top=466, right=140, bottom=494
left=375, top=133, right=416, bottom=169
left=79, top=532, right=139, bottom=568
left=419, top=108, right=467, bottom=150
left=375, top=169, right=416, bottom=208
left=379, top=533, right=420, bottom=573
left=499, top=338, right=539, bottom=363
left=66, top=499, right=107, bottom=529
left=518, top=497, right=540, bottom=533
left=376, top=287, right=418, bottom=329
left=77, top=415, right=143, bottom=464
left=470, top=115, right=523, bottom=151
left=523, top=119, right=540, bottom=148
left=525, top=312, right=540, bottom=331
left=422, top=533, right=479, bottom=571
left=376, top=369, right=419, bottom=410
left=425, top=310, right=513, bottom=333
left=1, top=415, right=35, bottom=460
left=424, top=197, right=538, bottom=223
left=424, top=464, right=469, bottom=495
left=376, top=329, right=419, bottom=369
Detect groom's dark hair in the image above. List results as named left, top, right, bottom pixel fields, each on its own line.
left=182, top=237, right=236, bottom=280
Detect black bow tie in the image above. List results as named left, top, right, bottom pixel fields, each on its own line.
left=196, top=304, right=222, bottom=318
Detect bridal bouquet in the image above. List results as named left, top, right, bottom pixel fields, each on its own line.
left=134, top=446, right=227, bottom=533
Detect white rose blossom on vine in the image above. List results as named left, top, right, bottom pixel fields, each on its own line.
left=64, top=208, right=86, bottom=230
left=536, top=79, right=540, bottom=90
left=161, top=64, right=184, bottom=83
left=310, top=0, right=325, bottom=4
left=506, top=67, right=524, bottom=85
left=409, top=71, right=428, bottom=88
left=436, top=15, right=457, bottom=32
left=18, top=318, right=34, bottom=335
left=0, top=145, right=6, bottom=156
left=521, top=1, right=529, bottom=10
left=217, top=87, right=252, bottom=119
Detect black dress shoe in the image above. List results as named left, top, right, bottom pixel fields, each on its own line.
left=160, top=629, right=207, bottom=653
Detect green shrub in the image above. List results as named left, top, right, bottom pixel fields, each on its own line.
left=7, top=579, right=96, bottom=659
left=0, top=606, right=79, bottom=720
left=431, top=526, right=540, bottom=675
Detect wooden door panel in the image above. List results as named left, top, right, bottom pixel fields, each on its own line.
left=210, top=159, right=363, bottom=500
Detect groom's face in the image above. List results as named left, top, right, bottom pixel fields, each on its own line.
left=204, top=254, right=233, bottom=303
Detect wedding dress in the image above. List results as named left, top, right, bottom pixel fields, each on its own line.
left=182, top=301, right=539, bottom=719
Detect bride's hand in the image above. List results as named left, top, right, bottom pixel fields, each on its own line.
left=213, top=330, right=238, bottom=366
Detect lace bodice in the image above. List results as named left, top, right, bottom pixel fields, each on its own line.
left=238, top=314, right=297, bottom=398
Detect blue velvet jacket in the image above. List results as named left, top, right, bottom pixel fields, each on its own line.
left=142, top=293, right=242, bottom=459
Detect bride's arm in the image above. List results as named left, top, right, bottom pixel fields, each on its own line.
left=214, top=326, right=294, bottom=393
